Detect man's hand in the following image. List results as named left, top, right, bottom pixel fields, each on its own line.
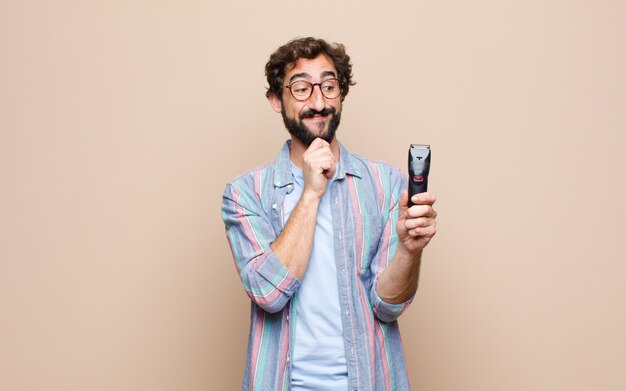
left=302, top=138, right=336, bottom=199
left=396, top=190, right=437, bottom=256
left=270, top=138, right=335, bottom=279
left=375, top=190, right=437, bottom=304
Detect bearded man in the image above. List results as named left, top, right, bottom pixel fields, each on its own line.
left=222, top=37, right=437, bottom=391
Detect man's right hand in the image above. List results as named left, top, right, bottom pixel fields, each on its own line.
left=302, top=138, right=336, bottom=199
left=270, top=137, right=334, bottom=280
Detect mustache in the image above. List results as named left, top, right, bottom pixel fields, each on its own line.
left=299, top=107, right=336, bottom=119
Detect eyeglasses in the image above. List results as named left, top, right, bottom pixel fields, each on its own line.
left=285, top=78, right=342, bottom=101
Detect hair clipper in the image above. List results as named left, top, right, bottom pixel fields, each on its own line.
left=408, top=144, right=431, bottom=207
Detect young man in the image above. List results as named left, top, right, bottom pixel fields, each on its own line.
left=222, top=37, right=437, bottom=391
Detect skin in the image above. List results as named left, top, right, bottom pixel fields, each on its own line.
left=267, top=54, right=437, bottom=304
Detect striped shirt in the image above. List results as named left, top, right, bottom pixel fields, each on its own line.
left=222, top=140, right=415, bottom=391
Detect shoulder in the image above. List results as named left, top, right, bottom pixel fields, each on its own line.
left=226, top=161, right=275, bottom=189
left=347, top=152, right=406, bottom=187
left=223, top=161, right=276, bottom=210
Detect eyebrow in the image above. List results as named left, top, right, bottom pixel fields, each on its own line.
left=288, top=70, right=337, bottom=83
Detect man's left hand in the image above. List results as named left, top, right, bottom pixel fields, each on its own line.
left=396, top=190, right=437, bottom=255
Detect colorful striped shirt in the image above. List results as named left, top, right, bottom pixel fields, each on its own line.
left=222, top=140, right=415, bottom=391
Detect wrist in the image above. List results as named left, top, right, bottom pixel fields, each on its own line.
left=396, top=242, right=423, bottom=263
left=301, top=188, right=324, bottom=203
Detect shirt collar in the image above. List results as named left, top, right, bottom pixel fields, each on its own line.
left=273, top=140, right=362, bottom=188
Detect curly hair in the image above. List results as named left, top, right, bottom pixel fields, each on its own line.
left=265, top=37, right=355, bottom=101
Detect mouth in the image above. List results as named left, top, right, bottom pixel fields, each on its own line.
left=303, top=114, right=329, bottom=121
left=300, top=108, right=335, bottom=121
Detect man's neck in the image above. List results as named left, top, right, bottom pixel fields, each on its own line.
left=289, top=137, right=340, bottom=168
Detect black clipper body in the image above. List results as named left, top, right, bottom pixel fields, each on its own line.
left=408, top=144, right=431, bottom=207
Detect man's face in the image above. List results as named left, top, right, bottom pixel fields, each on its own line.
left=270, top=54, right=343, bottom=146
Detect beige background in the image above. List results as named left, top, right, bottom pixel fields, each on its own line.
left=1, top=1, right=625, bottom=390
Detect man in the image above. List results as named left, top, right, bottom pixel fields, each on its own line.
left=222, top=37, right=437, bottom=391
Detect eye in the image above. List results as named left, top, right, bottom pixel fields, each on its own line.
left=321, top=80, right=339, bottom=92
left=291, top=81, right=311, bottom=95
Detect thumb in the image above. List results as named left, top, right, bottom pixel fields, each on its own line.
left=324, top=163, right=336, bottom=179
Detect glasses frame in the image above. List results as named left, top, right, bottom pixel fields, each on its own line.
left=284, top=78, right=342, bottom=101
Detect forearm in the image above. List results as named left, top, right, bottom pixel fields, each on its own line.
left=270, top=191, right=320, bottom=280
left=376, top=246, right=423, bottom=304
left=222, top=182, right=301, bottom=313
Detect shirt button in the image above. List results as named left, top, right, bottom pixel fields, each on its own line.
left=272, top=203, right=278, bottom=209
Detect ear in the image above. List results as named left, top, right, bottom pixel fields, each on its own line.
left=267, top=92, right=283, bottom=113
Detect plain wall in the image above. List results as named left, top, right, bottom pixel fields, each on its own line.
left=1, top=1, right=625, bottom=390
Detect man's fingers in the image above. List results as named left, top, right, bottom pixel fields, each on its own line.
left=404, top=217, right=435, bottom=230
left=306, top=144, right=334, bottom=158
left=307, top=137, right=331, bottom=151
left=304, top=142, right=335, bottom=165
left=410, top=192, right=436, bottom=206
left=407, top=224, right=437, bottom=238
left=324, top=161, right=336, bottom=179
left=304, top=141, right=336, bottom=178
left=301, top=139, right=338, bottom=196
left=306, top=155, right=334, bottom=175
left=406, top=204, right=437, bottom=219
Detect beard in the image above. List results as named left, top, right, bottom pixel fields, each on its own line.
left=281, top=106, right=341, bottom=147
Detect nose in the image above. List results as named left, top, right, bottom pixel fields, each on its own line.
left=307, top=84, right=326, bottom=111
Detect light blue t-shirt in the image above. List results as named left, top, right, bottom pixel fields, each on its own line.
left=283, top=163, right=348, bottom=391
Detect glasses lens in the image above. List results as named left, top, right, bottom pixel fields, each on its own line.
left=320, top=79, right=340, bottom=99
left=290, top=81, right=313, bottom=100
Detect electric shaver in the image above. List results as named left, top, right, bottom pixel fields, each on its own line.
left=408, top=144, right=431, bottom=207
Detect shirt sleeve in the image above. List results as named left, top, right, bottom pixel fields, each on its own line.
left=369, top=167, right=415, bottom=323
left=222, top=181, right=301, bottom=313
